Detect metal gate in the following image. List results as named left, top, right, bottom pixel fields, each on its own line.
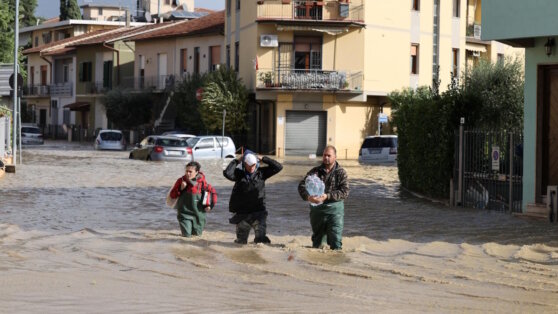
left=285, top=110, right=326, bottom=156
left=454, top=127, right=523, bottom=212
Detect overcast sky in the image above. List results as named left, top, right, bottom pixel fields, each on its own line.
left=35, top=0, right=225, bottom=19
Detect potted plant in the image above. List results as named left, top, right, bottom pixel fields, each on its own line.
left=258, top=71, right=273, bottom=87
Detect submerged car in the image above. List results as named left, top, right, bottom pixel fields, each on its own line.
left=358, top=135, right=397, bottom=163
left=129, top=135, right=190, bottom=161
left=21, top=124, right=44, bottom=145
left=187, top=135, right=236, bottom=160
left=94, top=130, right=127, bottom=151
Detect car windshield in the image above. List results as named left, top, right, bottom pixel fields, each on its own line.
left=21, top=127, right=41, bottom=134
left=186, top=137, right=200, bottom=147
left=100, top=132, right=122, bottom=141
left=156, top=138, right=188, bottom=147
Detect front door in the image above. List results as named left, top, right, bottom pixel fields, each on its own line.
left=542, top=66, right=558, bottom=196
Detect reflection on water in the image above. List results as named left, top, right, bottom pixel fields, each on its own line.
left=0, top=141, right=557, bottom=247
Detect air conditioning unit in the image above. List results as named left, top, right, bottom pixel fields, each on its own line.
left=472, top=51, right=481, bottom=57
left=260, top=34, right=278, bottom=47
left=548, top=185, right=558, bottom=222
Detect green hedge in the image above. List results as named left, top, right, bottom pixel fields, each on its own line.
left=390, top=58, right=524, bottom=199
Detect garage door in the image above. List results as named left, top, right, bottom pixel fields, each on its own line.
left=285, top=110, right=327, bottom=156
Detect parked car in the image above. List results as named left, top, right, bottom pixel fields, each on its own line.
left=358, top=135, right=397, bottom=163
left=129, top=135, right=190, bottom=161
left=20, top=123, right=44, bottom=145
left=187, top=135, right=236, bottom=160
left=94, top=130, right=127, bottom=151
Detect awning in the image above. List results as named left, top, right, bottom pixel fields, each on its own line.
left=64, top=102, right=90, bottom=111
left=465, top=43, right=487, bottom=53
left=276, top=25, right=349, bottom=35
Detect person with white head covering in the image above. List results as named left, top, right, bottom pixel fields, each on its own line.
left=223, top=149, right=283, bottom=244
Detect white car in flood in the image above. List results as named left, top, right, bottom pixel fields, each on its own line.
left=358, top=135, right=397, bottom=163
left=94, top=130, right=127, bottom=151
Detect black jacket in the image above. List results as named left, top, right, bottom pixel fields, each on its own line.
left=223, top=156, right=283, bottom=214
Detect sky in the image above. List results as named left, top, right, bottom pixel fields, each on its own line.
left=35, top=0, right=225, bottom=19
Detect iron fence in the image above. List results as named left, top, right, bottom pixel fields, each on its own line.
left=454, top=128, right=523, bottom=212
left=256, top=0, right=364, bottom=22
left=257, top=68, right=363, bottom=91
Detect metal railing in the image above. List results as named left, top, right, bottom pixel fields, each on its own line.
left=256, top=69, right=363, bottom=91
left=50, top=83, right=73, bottom=96
left=257, top=0, right=364, bottom=22
left=454, top=128, right=523, bottom=212
left=23, top=85, right=50, bottom=97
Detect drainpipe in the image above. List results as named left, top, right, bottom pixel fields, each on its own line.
left=103, top=42, right=120, bottom=85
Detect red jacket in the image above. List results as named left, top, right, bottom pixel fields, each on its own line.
left=170, top=172, right=217, bottom=208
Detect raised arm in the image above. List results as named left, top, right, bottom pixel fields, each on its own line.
left=260, top=156, right=283, bottom=180
left=223, top=159, right=240, bottom=181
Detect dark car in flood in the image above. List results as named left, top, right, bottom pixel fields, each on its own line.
left=129, top=135, right=191, bottom=161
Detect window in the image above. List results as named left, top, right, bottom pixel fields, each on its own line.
left=453, top=0, right=460, bottom=17
left=165, top=0, right=170, bottom=4
left=452, top=48, right=459, bottom=78
left=226, top=0, right=231, bottom=15
left=194, top=47, right=200, bottom=74
left=180, top=49, right=187, bottom=74
left=40, top=65, right=48, bottom=85
left=411, top=44, right=419, bottom=74
left=209, top=45, right=221, bottom=72
left=226, top=45, right=231, bottom=68
left=34, top=36, right=38, bottom=47
left=197, top=138, right=214, bottom=149
left=63, top=64, right=69, bottom=83
left=98, top=8, right=103, bottom=15
left=497, top=53, right=504, bottom=64
left=412, top=0, right=420, bottom=11
left=234, top=42, right=239, bottom=72
left=79, top=62, right=92, bottom=82
left=295, top=1, right=323, bottom=20
left=30, top=66, right=34, bottom=86
left=42, top=31, right=52, bottom=44
left=139, top=55, right=145, bottom=87
left=236, top=0, right=240, bottom=10
left=294, top=37, right=322, bottom=70
left=103, top=61, right=113, bottom=88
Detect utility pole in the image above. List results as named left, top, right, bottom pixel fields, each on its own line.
left=12, top=0, right=20, bottom=166
left=221, top=109, right=226, bottom=159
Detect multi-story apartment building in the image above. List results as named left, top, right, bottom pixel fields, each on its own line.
left=226, top=0, right=523, bottom=158
left=136, top=0, right=195, bottom=19
left=464, top=0, right=523, bottom=70
left=81, top=4, right=126, bottom=21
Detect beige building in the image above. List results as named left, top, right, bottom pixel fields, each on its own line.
left=81, top=4, right=126, bottom=22
left=227, top=0, right=523, bottom=158
left=136, top=0, right=195, bottom=19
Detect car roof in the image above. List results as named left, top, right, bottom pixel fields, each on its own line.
left=99, top=129, right=122, bottom=133
left=193, top=135, right=232, bottom=139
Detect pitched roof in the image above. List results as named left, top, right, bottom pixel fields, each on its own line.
left=69, top=22, right=179, bottom=46
left=22, top=28, right=122, bottom=54
left=126, top=10, right=224, bottom=42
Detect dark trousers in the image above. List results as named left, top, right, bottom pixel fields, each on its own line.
left=309, top=202, right=344, bottom=250
left=231, top=211, right=269, bottom=243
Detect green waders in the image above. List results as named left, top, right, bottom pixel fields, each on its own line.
left=309, top=201, right=344, bottom=250
left=176, top=192, right=206, bottom=237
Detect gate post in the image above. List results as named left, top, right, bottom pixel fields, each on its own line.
left=509, top=132, right=514, bottom=213
left=457, top=118, right=465, bottom=206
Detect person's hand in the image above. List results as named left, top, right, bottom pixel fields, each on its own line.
left=257, top=155, right=263, bottom=161
left=180, top=180, right=187, bottom=190
left=308, top=194, right=327, bottom=204
left=204, top=206, right=211, bottom=212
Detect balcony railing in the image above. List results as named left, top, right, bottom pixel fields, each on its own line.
left=23, top=85, right=50, bottom=97
left=257, top=0, right=364, bottom=23
left=50, top=83, right=73, bottom=96
left=466, top=24, right=482, bottom=39
left=256, top=69, right=363, bottom=91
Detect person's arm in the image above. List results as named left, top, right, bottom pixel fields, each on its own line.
left=328, top=168, right=349, bottom=201
left=169, top=177, right=183, bottom=199
left=206, top=183, right=218, bottom=211
left=260, top=156, right=283, bottom=180
left=223, top=159, right=240, bottom=181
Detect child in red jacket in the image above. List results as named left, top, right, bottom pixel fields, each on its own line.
left=169, top=161, right=217, bottom=237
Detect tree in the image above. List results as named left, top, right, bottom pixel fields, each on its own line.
left=172, top=72, right=208, bottom=133
left=20, top=0, right=38, bottom=27
left=66, top=0, right=81, bottom=20
left=60, top=0, right=80, bottom=21
left=102, top=89, right=154, bottom=129
left=0, top=1, right=14, bottom=63
left=199, top=66, right=248, bottom=135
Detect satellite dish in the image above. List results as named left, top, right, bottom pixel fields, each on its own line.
left=145, top=11, right=152, bottom=22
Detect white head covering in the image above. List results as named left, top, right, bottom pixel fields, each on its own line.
left=244, top=153, right=258, bottom=166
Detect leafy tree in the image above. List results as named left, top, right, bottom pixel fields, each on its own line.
left=171, top=72, right=208, bottom=133
left=199, top=66, right=248, bottom=135
left=0, top=1, right=14, bottom=63
left=102, top=89, right=154, bottom=129
left=20, top=0, right=37, bottom=27
left=59, top=0, right=67, bottom=21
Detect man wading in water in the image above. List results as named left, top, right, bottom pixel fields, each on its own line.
left=298, top=145, right=349, bottom=250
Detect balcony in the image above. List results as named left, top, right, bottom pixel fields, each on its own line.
left=257, top=0, right=364, bottom=26
left=256, top=68, right=363, bottom=92
left=23, top=85, right=50, bottom=97
left=50, top=83, right=73, bottom=97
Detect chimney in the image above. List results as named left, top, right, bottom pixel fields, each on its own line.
left=126, top=9, right=130, bottom=27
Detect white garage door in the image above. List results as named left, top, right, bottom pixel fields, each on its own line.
left=285, top=110, right=327, bottom=156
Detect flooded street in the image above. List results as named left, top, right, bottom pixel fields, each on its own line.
left=1, top=141, right=558, bottom=313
